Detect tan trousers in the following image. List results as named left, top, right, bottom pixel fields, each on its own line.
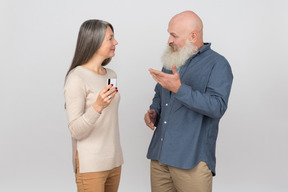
left=151, top=160, right=212, bottom=192
left=75, top=152, right=121, bottom=192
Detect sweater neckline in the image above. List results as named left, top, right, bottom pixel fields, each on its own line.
left=77, top=66, right=109, bottom=78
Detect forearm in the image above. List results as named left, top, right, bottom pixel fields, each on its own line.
left=67, top=106, right=100, bottom=140
left=175, top=84, right=229, bottom=119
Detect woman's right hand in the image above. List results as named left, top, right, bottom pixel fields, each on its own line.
left=93, top=84, right=118, bottom=113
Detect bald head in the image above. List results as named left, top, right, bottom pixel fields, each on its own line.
left=171, top=11, right=203, bottom=33
left=168, top=11, right=204, bottom=49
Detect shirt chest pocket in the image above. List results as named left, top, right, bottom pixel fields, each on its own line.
left=182, top=65, right=213, bottom=93
left=182, top=74, right=208, bottom=93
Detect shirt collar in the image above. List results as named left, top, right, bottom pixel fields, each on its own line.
left=197, top=43, right=211, bottom=54
left=189, top=43, right=211, bottom=60
left=182, top=43, right=211, bottom=64
left=166, top=43, right=212, bottom=73
left=178, top=43, right=211, bottom=72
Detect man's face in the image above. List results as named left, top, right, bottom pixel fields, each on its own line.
left=167, top=20, right=190, bottom=51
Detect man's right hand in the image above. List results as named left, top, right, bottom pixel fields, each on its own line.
left=144, top=109, right=157, bottom=131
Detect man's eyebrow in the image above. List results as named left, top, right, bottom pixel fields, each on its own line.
left=168, top=30, right=176, bottom=34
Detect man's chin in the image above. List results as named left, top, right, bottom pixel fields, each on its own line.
left=162, top=42, right=197, bottom=70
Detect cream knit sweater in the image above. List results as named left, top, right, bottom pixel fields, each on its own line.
left=64, top=66, right=123, bottom=173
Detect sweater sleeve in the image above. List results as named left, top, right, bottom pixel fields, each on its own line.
left=64, top=74, right=101, bottom=140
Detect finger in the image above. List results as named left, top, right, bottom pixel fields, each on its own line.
left=108, top=89, right=118, bottom=100
left=103, top=87, right=117, bottom=98
left=150, top=67, right=167, bottom=76
left=148, top=68, right=157, bottom=73
left=106, top=84, right=114, bottom=89
left=101, top=90, right=116, bottom=103
left=149, top=68, right=162, bottom=76
left=150, top=72, right=168, bottom=83
left=145, top=114, right=155, bottom=130
left=146, top=119, right=154, bottom=129
left=149, top=109, right=155, bottom=115
left=144, top=112, right=151, bottom=123
left=151, top=74, right=161, bottom=84
left=101, top=84, right=113, bottom=95
left=148, top=110, right=156, bottom=117
left=172, top=65, right=178, bottom=74
left=109, top=87, right=118, bottom=95
left=104, top=84, right=113, bottom=91
left=103, top=93, right=117, bottom=105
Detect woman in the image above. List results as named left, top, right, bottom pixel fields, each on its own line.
left=64, top=19, right=123, bottom=192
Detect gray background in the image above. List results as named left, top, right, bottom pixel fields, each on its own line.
left=1, top=0, right=287, bottom=191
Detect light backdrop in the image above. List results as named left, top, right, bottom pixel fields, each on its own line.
left=1, top=0, right=287, bottom=191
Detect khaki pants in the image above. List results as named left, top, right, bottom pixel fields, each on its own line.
left=151, top=160, right=212, bottom=192
left=75, top=152, right=121, bottom=192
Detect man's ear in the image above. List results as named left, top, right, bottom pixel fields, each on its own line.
left=189, top=32, right=197, bottom=43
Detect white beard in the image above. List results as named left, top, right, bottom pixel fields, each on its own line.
left=162, top=40, right=198, bottom=70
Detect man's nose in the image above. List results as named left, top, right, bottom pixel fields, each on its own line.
left=168, top=36, right=173, bottom=44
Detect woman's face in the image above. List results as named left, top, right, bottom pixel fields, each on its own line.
left=96, top=26, right=118, bottom=59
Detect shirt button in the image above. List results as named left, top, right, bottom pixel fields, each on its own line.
left=164, top=121, right=167, bottom=124
left=161, top=138, right=163, bottom=141
left=166, top=103, right=168, bottom=106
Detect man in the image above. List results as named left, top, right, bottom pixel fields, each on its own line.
left=144, top=11, right=233, bottom=192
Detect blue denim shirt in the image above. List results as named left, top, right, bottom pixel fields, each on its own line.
left=147, top=43, right=233, bottom=175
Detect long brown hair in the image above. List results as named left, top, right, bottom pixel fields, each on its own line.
left=65, top=19, right=114, bottom=78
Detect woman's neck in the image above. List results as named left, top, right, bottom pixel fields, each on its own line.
left=82, top=56, right=107, bottom=75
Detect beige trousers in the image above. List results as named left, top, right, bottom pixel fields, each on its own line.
left=75, top=152, right=121, bottom=192
left=151, top=160, right=212, bottom=192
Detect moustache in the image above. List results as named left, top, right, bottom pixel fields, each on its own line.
left=169, top=43, right=178, bottom=52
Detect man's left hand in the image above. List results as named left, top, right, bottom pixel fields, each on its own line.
left=149, top=65, right=181, bottom=93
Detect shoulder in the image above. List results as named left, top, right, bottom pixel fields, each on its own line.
left=106, top=68, right=117, bottom=78
left=201, top=47, right=231, bottom=71
left=206, top=50, right=233, bottom=77
left=65, top=67, right=86, bottom=88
